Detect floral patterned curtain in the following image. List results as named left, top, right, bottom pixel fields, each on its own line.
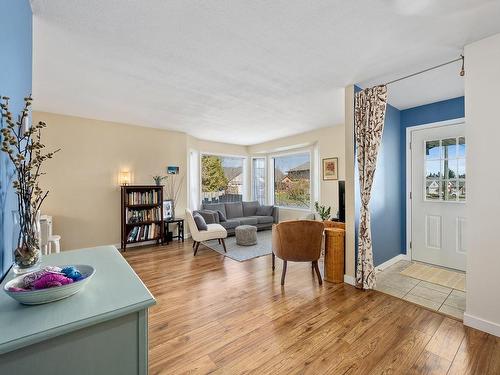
left=355, top=85, right=388, bottom=289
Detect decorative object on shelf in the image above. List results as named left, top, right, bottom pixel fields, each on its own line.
left=3, top=264, right=95, bottom=305
left=314, top=201, right=331, bottom=221
left=163, top=199, right=173, bottom=220
left=322, top=157, right=338, bottom=180
left=119, top=170, right=131, bottom=185
left=166, top=165, right=179, bottom=175
left=165, top=172, right=184, bottom=218
left=1, top=96, right=60, bottom=274
left=121, top=185, right=164, bottom=251
left=152, top=174, right=166, bottom=186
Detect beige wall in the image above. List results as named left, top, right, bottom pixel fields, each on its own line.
left=36, top=111, right=346, bottom=252
left=35, top=111, right=189, bottom=250
left=248, top=125, right=345, bottom=221
left=464, top=33, right=500, bottom=337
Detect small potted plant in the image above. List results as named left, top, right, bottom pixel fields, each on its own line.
left=152, top=175, right=167, bottom=186
left=1, top=95, right=60, bottom=273
left=314, top=201, right=331, bottom=221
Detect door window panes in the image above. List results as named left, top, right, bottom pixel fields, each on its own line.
left=424, top=137, right=466, bottom=202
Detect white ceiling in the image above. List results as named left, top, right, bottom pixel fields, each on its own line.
left=31, top=0, right=500, bottom=145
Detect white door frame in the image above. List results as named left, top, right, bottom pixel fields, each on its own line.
left=405, top=117, right=466, bottom=260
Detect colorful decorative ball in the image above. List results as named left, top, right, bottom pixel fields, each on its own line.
left=61, top=266, right=83, bottom=281
left=22, top=266, right=63, bottom=288
left=33, top=273, right=73, bottom=289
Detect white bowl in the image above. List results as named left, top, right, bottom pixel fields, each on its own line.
left=3, top=265, right=95, bottom=305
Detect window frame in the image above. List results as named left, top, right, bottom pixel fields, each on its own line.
left=251, top=156, right=267, bottom=205
left=268, top=148, right=314, bottom=211
left=199, top=152, right=248, bottom=204
left=423, top=136, right=466, bottom=203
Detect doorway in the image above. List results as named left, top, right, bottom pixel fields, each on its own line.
left=408, top=120, right=466, bottom=271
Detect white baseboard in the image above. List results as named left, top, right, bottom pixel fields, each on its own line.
left=344, top=274, right=356, bottom=286
left=464, top=312, right=500, bottom=338
left=375, top=254, right=410, bottom=273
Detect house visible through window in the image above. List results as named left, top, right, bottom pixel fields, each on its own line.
left=425, top=136, right=466, bottom=202
left=273, top=152, right=311, bottom=209
left=201, top=154, right=245, bottom=203
left=252, top=157, right=266, bottom=205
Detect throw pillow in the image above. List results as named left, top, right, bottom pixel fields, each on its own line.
left=256, top=205, right=274, bottom=216
left=217, top=210, right=227, bottom=222
left=193, top=213, right=208, bottom=231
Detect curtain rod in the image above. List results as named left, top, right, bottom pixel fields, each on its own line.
left=384, top=55, right=463, bottom=86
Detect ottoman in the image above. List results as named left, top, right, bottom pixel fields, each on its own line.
left=235, top=225, right=258, bottom=246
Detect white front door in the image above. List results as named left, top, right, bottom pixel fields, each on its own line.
left=411, top=122, right=466, bottom=271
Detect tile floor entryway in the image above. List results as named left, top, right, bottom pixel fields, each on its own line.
left=375, top=260, right=466, bottom=320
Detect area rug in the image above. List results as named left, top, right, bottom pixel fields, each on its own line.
left=400, top=263, right=466, bottom=292
left=202, top=230, right=272, bottom=262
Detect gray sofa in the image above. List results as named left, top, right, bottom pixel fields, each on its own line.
left=195, top=201, right=279, bottom=235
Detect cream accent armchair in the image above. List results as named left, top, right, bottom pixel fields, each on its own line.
left=185, top=209, right=228, bottom=255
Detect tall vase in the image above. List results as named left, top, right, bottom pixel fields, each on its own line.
left=12, top=210, right=42, bottom=274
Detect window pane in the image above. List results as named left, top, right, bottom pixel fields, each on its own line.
left=274, top=153, right=310, bottom=209
left=459, top=180, right=466, bottom=201
left=252, top=158, right=266, bottom=205
left=458, top=159, right=466, bottom=178
left=426, top=140, right=441, bottom=160
left=443, top=159, right=457, bottom=179
left=442, top=138, right=457, bottom=159
left=426, top=180, right=440, bottom=200
left=201, top=155, right=244, bottom=203
left=441, top=180, right=458, bottom=201
left=426, top=160, right=442, bottom=179
left=458, top=137, right=466, bottom=157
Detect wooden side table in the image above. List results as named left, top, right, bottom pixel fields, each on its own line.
left=164, top=218, right=185, bottom=244
left=324, top=227, right=345, bottom=283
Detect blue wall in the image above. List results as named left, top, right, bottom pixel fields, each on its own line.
left=0, top=0, right=32, bottom=280
left=399, top=96, right=465, bottom=251
left=354, top=90, right=464, bottom=267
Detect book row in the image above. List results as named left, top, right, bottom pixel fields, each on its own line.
left=126, top=223, right=161, bottom=243
left=127, top=191, right=160, bottom=205
left=126, top=207, right=161, bottom=223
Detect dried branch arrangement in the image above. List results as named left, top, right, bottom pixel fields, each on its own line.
left=1, top=95, right=60, bottom=269
left=165, top=173, right=184, bottom=209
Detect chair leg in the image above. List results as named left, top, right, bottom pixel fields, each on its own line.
left=192, top=241, right=196, bottom=248
left=194, top=242, right=200, bottom=256
left=313, top=260, right=323, bottom=285
left=218, top=238, right=221, bottom=244
left=281, top=260, right=287, bottom=286
left=272, top=253, right=275, bottom=271
left=221, top=238, right=227, bottom=253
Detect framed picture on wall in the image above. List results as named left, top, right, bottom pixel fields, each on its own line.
left=322, top=157, right=338, bottom=180
left=163, top=199, right=173, bottom=220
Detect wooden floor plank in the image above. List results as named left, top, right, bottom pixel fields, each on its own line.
left=122, top=241, right=500, bottom=375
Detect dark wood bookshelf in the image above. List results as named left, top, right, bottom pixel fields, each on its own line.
left=121, top=185, right=164, bottom=251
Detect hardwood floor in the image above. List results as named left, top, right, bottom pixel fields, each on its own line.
left=123, top=241, right=500, bottom=375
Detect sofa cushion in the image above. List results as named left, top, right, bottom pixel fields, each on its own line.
left=220, top=219, right=240, bottom=230
left=242, top=201, right=260, bottom=216
left=225, top=202, right=244, bottom=219
left=217, top=210, right=227, bottom=222
left=238, top=217, right=258, bottom=226
left=251, top=215, right=274, bottom=224
left=202, top=203, right=226, bottom=217
left=193, top=213, right=208, bottom=231
left=256, top=205, right=274, bottom=216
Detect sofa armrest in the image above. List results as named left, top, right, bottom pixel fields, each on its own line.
left=272, top=206, right=279, bottom=223
left=194, top=209, right=219, bottom=224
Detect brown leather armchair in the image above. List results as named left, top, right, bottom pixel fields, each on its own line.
left=272, top=220, right=325, bottom=286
